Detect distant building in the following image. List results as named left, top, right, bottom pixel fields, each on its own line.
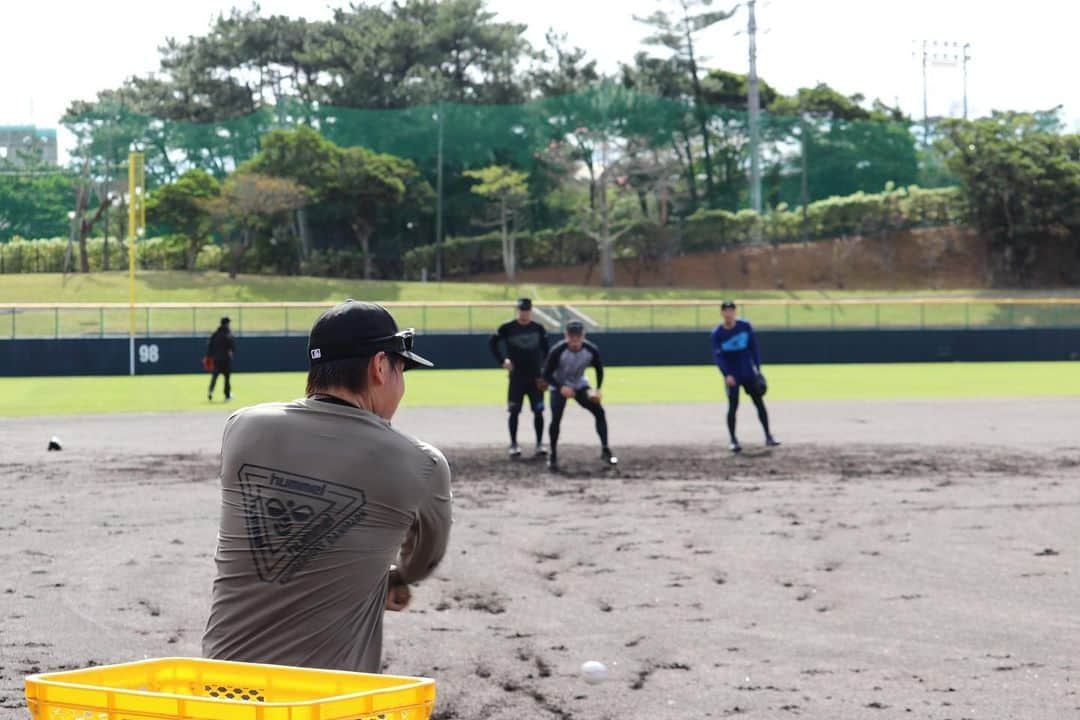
left=0, top=125, right=58, bottom=167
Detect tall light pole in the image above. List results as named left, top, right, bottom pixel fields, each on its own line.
left=747, top=0, right=762, bottom=214
left=915, top=39, right=971, bottom=142
left=434, top=99, right=445, bottom=281
left=104, top=130, right=115, bottom=271
left=962, top=42, right=972, bottom=120
left=917, top=40, right=931, bottom=147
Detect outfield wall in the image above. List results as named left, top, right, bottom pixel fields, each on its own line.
left=2, top=328, right=1079, bottom=377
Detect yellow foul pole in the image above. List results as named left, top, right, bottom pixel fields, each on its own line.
left=127, top=152, right=145, bottom=375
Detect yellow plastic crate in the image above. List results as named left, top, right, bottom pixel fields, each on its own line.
left=24, top=657, right=435, bottom=720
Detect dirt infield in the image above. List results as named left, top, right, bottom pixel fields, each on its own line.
left=1, top=400, right=1078, bottom=719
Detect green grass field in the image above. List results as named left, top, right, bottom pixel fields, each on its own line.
left=2, top=362, right=1077, bottom=417
left=5, top=271, right=1079, bottom=338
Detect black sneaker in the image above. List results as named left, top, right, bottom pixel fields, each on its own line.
left=730, top=441, right=743, bottom=454
left=207, top=393, right=212, bottom=401
left=601, top=447, right=618, bottom=466
left=766, top=436, right=780, bottom=447
left=547, top=455, right=560, bottom=473
left=508, top=444, right=522, bottom=459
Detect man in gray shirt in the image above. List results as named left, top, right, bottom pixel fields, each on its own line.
left=542, top=321, right=617, bottom=472
left=203, top=300, right=452, bottom=673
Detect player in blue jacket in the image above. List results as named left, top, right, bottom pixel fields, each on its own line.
left=710, top=300, right=779, bottom=453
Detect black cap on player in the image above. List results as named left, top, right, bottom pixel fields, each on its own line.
left=721, top=300, right=737, bottom=310
left=565, top=320, right=585, bottom=335
left=307, top=300, right=434, bottom=370
left=517, top=298, right=533, bottom=310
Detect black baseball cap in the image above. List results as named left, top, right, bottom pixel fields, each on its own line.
left=517, top=298, right=532, bottom=310
left=308, top=300, right=434, bottom=370
left=721, top=300, right=737, bottom=310
left=565, top=320, right=585, bottom=334
left=220, top=316, right=231, bottom=324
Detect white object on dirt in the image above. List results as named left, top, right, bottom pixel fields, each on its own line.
left=581, top=660, right=608, bottom=684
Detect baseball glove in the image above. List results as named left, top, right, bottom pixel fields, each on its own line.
left=536, top=377, right=550, bottom=392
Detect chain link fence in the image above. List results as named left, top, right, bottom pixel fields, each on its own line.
left=3, top=298, right=1079, bottom=339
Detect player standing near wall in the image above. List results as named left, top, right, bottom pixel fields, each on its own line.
left=206, top=317, right=235, bottom=402
left=710, top=300, right=780, bottom=453
left=489, top=298, right=550, bottom=458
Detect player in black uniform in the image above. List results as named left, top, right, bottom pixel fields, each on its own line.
left=543, top=321, right=616, bottom=472
left=206, top=317, right=236, bottom=402
left=489, top=298, right=551, bottom=458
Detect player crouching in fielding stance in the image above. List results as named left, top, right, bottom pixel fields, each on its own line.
left=543, top=321, right=617, bottom=472
left=203, top=300, right=452, bottom=673
left=710, top=300, right=779, bottom=454
left=489, top=298, right=550, bottom=458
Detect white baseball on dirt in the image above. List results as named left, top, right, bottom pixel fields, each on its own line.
left=581, top=660, right=608, bottom=684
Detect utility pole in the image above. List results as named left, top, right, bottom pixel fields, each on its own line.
left=271, top=69, right=287, bottom=127
left=747, top=0, right=762, bottom=214
left=962, top=42, right=971, bottom=120
left=434, top=99, right=445, bottom=281
left=104, top=131, right=114, bottom=271
left=920, top=40, right=930, bottom=147
left=799, top=113, right=809, bottom=240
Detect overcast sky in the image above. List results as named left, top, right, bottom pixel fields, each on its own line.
left=2, top=0, right=1077, bottom=155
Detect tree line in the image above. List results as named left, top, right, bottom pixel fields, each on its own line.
left=0, top=0, right=1075, bottom=284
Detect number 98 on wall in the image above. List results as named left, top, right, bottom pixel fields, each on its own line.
left=138, top=344, right=160, bottom=364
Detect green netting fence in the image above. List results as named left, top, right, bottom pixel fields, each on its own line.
left=2, top=85, right=950, bottom=278
left=53, top=86, right=927, bottom=199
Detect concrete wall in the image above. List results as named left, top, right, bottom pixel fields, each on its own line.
left=3, top=328, right=1079, bottom=377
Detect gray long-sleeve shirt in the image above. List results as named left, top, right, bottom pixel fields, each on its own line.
left=202, top=397, right=452, bottom=673
left=543, top=340, right=604, bottom=392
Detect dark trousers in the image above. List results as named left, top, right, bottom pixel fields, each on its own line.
left=726, top=381, right=770, bottom=441
left=209, top=358, right=232, bottom=399
left=549, top=388, right=609, bottom=456
left=507, top=374, right=545, bottom=445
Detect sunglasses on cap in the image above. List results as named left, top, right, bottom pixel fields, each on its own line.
left=367, top=328, right=415, bottom=354
left=371, top=328, right=434, bottom=371
left=365, top=328, right=434, bottom=370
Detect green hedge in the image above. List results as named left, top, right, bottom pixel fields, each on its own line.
left=402, top=227, right=603, bottom=278
left=683, top=185, right=962, bottom=251
left=0, top=236, right=223, bottom=273
left=403, top=185, right=964, bottom=278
